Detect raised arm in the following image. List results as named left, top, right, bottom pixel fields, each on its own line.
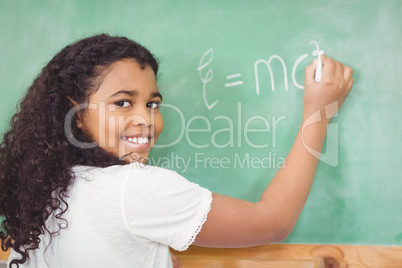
left=194, top=55, right=353, bottom=247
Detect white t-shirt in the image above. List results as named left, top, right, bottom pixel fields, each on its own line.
left=8, top=163, right=212, bottom=268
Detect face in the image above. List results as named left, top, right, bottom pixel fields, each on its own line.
left=78, top=59, right=163, bottom=163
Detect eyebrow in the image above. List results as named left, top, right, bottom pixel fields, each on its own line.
left=109, top=89, right=163, bottom=100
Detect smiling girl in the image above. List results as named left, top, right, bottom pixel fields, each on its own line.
left=0, top=34, right=353, bottom=268
left=69, top=58, right=164, bottom=163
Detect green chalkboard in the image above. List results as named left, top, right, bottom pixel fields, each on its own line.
left=1, top=0, right=401, bottom=246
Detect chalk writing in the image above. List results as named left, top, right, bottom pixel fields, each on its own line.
left=197, top=48, right=218, bottom=110
left=255, top=55, right=288, bottom=94
left=292, top=40, right=322, bottom=89
left=225, top=73, right=244, bottom=88
left=197, top=40, right=321, bottom=110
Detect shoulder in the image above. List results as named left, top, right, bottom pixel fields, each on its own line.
left=125, top=163, right=203, bottom=191
left=71, top=163, right=192, bottom=186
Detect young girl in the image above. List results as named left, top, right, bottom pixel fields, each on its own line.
left=0, top=34, right=353, bottom=268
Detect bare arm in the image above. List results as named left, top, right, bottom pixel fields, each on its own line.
left=193, top=55, right=354, bottom=247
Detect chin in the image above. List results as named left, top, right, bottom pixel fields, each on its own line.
left=119, top=150, right=150, bottom=164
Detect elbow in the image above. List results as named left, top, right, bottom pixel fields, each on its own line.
left=268, top=229, right=290, bottom=243
left=273, top=221, right=295, bottom=242
left=276, top=229, right=291, bottom=243
left=262, top=223, right=294, bottom=244
left=254, top=202, right=297, bottom=244
left=258, top=231, right=287, bottom=245
left=255, top=229, right=288, bottom=244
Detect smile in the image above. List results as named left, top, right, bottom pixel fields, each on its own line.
left=122, top=136, right=149, bottom=144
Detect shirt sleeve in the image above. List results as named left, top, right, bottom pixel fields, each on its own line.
left=121, top=163, right=212, bottom=251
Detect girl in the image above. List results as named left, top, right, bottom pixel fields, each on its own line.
left=0, top=34, right=353, bottom=267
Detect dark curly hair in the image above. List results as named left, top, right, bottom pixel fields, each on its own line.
left=0, top=34, right=159, bottom=267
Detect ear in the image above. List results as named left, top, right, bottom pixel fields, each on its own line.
left=66, top=96, right=83, bottom=128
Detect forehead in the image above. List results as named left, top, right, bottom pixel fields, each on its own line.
left=93, top=59, right=158, bottom=97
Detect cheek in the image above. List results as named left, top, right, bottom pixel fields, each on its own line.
left=154, top=114, right=164, bottom=139
left=82, top=111, right=121, bottom=147
left=104, top=115, right=126, bottom=147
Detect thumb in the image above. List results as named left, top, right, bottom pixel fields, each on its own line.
left=305, top=58, right=318, bottom=86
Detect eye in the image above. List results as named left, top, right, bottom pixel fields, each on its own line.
left=115, top=100, right=132, bottom=107
left=147, top=101, right=160, bottom=109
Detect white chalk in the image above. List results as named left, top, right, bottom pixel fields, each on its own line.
left=315, top=50, right=324, bottom=82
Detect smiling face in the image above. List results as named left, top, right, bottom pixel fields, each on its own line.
left=78, top=59, right=163, bottom=163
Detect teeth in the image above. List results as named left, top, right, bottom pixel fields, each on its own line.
left=124, top=136, right=148, bottom=144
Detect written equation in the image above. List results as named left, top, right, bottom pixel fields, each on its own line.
left=197, top=40, right=322, bottom=110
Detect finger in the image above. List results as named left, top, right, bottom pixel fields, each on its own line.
left=334, top=61, right=344, bottom=80
left=321, top=55, right=336, bottom=79
left=344, top=65, right=353, bottom=83
left=346, top=77, right=354, bottom=91
left=305, top=59, right=317, bottom=84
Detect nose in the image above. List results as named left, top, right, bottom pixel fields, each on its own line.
left=129, top=106, right=153, bottom=128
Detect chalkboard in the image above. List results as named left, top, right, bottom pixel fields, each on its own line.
left=1, top=0, right=401, bottom=246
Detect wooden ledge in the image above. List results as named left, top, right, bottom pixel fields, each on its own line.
left=172, top=244, right=402, bottom=268
left=2, top=243, right=402, bottom=267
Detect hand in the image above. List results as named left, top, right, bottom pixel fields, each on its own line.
left=171, top=252, right=181, bottom=268
left=303, top=54, right=353, bottom=123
